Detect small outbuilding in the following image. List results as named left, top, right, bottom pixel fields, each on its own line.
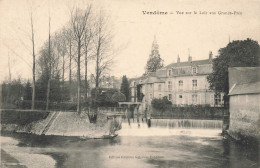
left=228, top=67, right=260, bottom=140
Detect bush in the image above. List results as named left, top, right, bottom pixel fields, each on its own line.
left=151, top=104, right=228, bottom=119
left=17, top=100, right=77, bottom=111
left=151, top=97, right=172, bottom=112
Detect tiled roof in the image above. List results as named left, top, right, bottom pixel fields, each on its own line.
left=229, top=81, right=260, bottom=95
left=142, top=76, right=164, bottom=84
left=228, top=67, right=260, bottom=95
left=164, top=59, right=211, bottom=69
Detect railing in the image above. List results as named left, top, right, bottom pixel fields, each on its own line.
left=98, top=107, right=128, bottom=114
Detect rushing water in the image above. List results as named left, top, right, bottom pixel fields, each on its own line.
left=1, top=119, right=259, bottom=168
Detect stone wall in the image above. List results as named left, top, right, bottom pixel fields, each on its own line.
left=229, top=94, right=260, bottom=140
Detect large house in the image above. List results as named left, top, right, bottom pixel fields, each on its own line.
left=130, top=52, right=224, bottom=109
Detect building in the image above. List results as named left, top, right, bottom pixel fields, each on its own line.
left=89, top=75, right=121, bottom=89
left=130, top=52, right=224, bottom=109
left=228, top=67, right=260, bottom=140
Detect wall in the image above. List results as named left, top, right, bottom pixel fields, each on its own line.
left=229, top=94, right=260, bottom=140
left=1, top=110, right=50, bottom=125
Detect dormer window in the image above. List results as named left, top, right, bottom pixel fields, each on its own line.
left=168, top=69, right=172, bottom=76
left=192, top=67, right=197, bottom=74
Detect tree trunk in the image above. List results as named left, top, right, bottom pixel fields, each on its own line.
left=85, top=50, right=88, bottom=100
left=46, top=15, right=51, bottom=111
left=31, top=13, right=35, bottom=110
left=77, top=40, right=81, bottom=114
left=69, top=39, right=72, bottom=101
left=62, top=53, right=65, bottom=101
left=46, top=78, right=51, bottom=110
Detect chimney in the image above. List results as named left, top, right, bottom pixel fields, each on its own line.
left=188, top=48, right=192, bottom=62
left=177, top=55, right=180, bottom=63
left=188, top=55, right=192, bottom=62
left=209, top=51, right=213, bottom=62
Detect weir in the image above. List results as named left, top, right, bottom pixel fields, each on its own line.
left=151, top=119, right=223, bottom=129
left=121, top=118, right=223, bottom=129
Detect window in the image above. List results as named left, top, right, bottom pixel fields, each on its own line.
left=158, top=84, right=161, bottom=91
left=168, top=81, right=172, bottom=91
left=192, top=80, right=197, bottom=89
left=214, top=94, right=221, bottom=106
left=168, top=69, right=172, bottom=76
left=179, top=80, right=183, bottom=86
left=192, top=67, right=197, bottom=74
left=179, top=95, right=182, bottom=98
left=168, top=94, right=172, bottom=101
left=192, top=94, right=197, bottom=104
left=179, top=80, right=183, bottom=90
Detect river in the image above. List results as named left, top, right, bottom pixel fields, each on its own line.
left=1, top=119, right=259, bottom=168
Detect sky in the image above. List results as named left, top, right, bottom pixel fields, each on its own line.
left=0, top=0, right=260, bottom=82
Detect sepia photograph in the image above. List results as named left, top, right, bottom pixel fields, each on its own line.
left=0, top=0, right=259, bottom=167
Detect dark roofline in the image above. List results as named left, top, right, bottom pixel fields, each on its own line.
left=163, top=59, right=211, bottom=69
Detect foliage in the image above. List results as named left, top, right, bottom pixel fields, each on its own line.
left=207, top=38, right=260, bottom=95
left=120, top=75, right=130, bottom=101
left=90, top=88, right=119, bottom=107
left=136, top=84, right=144, bottom=102
left=111, top=92, right=126, bottom=102
left=151, top=97, right=172, bottom=112
left=1, top=79, right=24, bottom=104
left=151, top=104, right=227, bottom=120
left=17, top=100, right=77, bottom=111
left=24, top=81, right=32, bottom=100
left=145, top=37, right=164, bottom=73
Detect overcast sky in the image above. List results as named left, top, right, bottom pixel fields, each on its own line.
left=0, top=0, right=260, bottom=82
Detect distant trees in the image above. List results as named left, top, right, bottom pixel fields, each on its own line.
left=1, top=79, right=24, bottom=105
left=24, top=81, right=32, bottom=100
left=145, top=37, right=164, bottom=74
left=120, top=75, right=130, bottom=101
left=207, top=38, right=260, bottom=106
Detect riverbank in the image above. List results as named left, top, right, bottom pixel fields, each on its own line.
left=1, top=136, right=56, bottom=168
left=1, top=111, right=122, bottom=139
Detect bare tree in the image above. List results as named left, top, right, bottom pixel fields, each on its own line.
left=70, top=6, right=92, bottom=114
left=83, top=21, right=94, bottom=100
left=93, top=12, right=113, bottom=89
left=30, top=10, right=36, bottom=110
left=46, top=15, right=51, bottom=111
left=62, top=26, right=75, bottom=100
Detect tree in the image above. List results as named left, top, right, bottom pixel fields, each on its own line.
left=93, top=11, right=113, bottom=88
left=111, top=92, right=126, bottom=102
left=120, top=75, right=130, bottom=101
left=70, top=6, right=92, bottom=114
left=24, top=80, right=32, bottom=100
left=207, top=38, right=260, bottom=106
left=46, top=14, right=52, bottom=111
left=151, top=97, right=172, bottom=114
left=145, top=36, right=164, bottom=73
left=30, top=9, right=36, bottom=110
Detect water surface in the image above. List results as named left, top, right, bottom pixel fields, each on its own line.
left=1, top=119, right=259, bottom=168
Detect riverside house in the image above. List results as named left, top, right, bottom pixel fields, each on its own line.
left=130, top=52, right=224, bottom=110
left=228, top=67, right=260, bottom=140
